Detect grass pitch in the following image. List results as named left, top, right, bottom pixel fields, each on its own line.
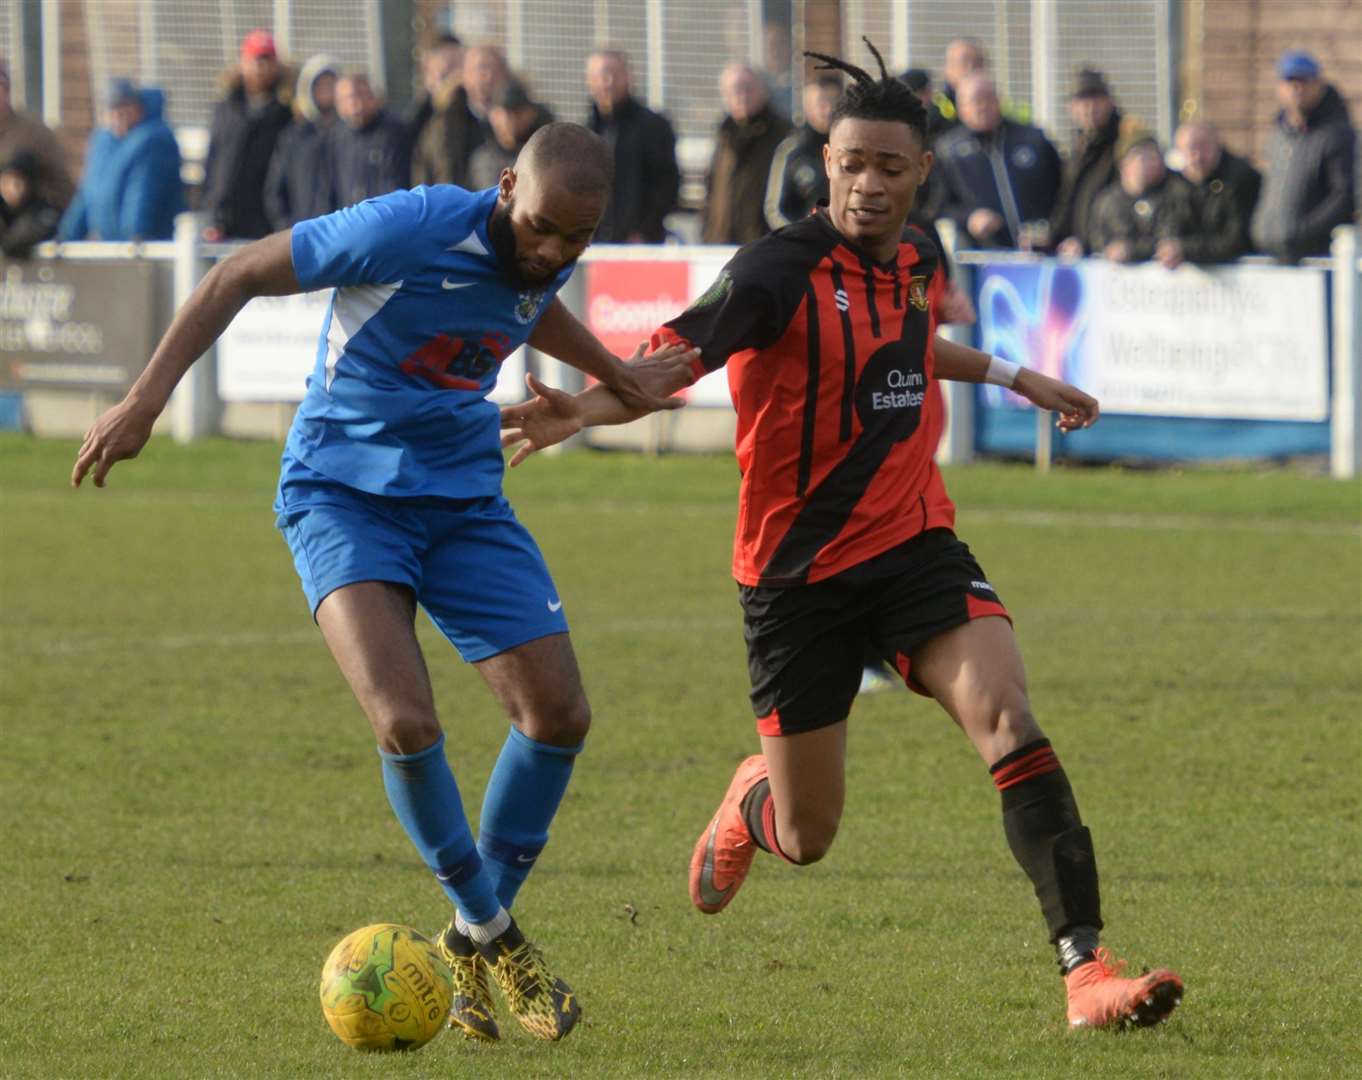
left=1, top=435, right=1359, bottom=1078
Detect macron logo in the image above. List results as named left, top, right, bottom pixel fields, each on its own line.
left=834, top=289, right=850, bottom=312
left=442, top=278, right=474, bottom=290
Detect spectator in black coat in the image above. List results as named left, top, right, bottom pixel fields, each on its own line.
left=1252, top=50, right=1358, bottom=262
left=467, top=78, right=554, bottom=190
left=1054, top=68, right=1122, bottom=256
left=935, top=73, right=1061, bottom=249
left=1088, top=130, right=1197, bottom=269
left=764, top=75, right=841, bottom=230
left=0, top=150, right=60, bottom=257
left=330, top=73, right=411, bottom=209
left=264, top=55, right=339, bottom=230
left=200, top=29, right=294, bottom=240
left=585, top=49, right=679, bottom=243
left=1174, top=120, right=1261, bottom=264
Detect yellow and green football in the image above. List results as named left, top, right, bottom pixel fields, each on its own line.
left=319, top=923, right=453, bottom=1052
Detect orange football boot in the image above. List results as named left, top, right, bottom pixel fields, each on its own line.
left=689, top=755, right=769, bottom=914
left=1065, top=947, right=1184, bottom=1029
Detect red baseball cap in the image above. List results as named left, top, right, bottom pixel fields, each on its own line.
left=240, top=29, right=277, bottom=61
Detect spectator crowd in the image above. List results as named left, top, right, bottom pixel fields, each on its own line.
left=0, top=32, right=1357, bottom=267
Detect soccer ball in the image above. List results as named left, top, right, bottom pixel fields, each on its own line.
left=319, top=923, right=453, bottom=1052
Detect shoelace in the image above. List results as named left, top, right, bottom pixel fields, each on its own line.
left=1089, top=946, right=1129, bottom=980
left=448, top=952, right=487, bottom=999
left=494, top=941, right=553, bottom=1011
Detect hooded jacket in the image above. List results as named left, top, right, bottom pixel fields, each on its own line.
left=1251, top=84, right=1357, bottom=261
left=200, top=67, right=294, bottom=238
left=58, top=88, right=184, bottom=241
left=264, top=55, right=339, bottom=230
left=1052, top=108, right=1122, bottom=251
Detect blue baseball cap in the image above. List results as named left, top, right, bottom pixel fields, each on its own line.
left=1276, top=50, right=1320, bottom=81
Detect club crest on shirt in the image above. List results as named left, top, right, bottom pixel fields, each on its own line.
left=908, top=275, right=930, bottom=312
left=515, top=287, right=548, bottom=324
left=686, top=270, right=733, bottom=312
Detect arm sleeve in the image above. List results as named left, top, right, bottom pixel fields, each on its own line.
left=290, top=188, right=429, bottom=289
left=651, top=245, right=789, bottom=378
left=1294, top=127, right=1357, bottom=252
left=764, top=134, right=798, bottom=230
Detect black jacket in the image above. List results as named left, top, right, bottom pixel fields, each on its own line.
left=935, top=119, right=1062, bottom=248
left=1178, top=150, right=1261, bottom=264
left=764, top=124, right=828, bottom=229
left=1252, top=84, right=1357, bottom=261
left=330, top=111, right=412, bottom=210
left=1052, top=109, right=1122, bottom=251
left=201, top=79, right=294, bottom=239
left=587, top=96, right=679, bottom=243
left=1087, top=172, right=1198, bottom=260
left=0, top=194, right=60, bottom=257
left=264, top=119, right=336, bottom=230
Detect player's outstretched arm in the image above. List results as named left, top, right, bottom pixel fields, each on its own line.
left=933, top=336, right=1099, bottom=432
left=500, top=342, right=697, bottom=467
left=529, top=297, right=689, bottom=415
left=72, top=231, right=301, bottom=488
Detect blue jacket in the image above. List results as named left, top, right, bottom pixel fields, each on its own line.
left=59, top=88, right=184, bottom=241
left=935, top=118, right=1062, bottom=249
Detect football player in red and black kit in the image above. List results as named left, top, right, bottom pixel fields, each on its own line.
left=500, top=41, right=1183, bottom=1031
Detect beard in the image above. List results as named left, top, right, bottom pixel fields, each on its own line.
left=488, top=197, right=559, bottom=288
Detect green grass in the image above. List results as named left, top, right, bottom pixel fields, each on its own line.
left=1, top=435, right=1359, bottom=1078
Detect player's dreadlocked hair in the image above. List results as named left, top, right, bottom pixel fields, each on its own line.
left=804, top=37, right=930, bottom=144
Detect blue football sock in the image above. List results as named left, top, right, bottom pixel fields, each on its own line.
left=378, top=734, right=502, bottom=925
left=477, top=725, right=583, bottom=908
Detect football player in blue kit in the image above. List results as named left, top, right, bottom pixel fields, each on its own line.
left=71, top=122, right=695, bottom=1044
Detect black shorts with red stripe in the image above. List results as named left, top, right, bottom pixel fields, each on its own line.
left=740, top=528, right=1010, bottom=736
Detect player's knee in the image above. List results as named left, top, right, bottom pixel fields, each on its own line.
left=514, top=691, right=592, bottom=748
left=371, top=711, right=442, bottom=756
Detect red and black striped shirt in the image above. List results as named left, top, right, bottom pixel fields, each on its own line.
left=653, top=210, right=954, bottom=587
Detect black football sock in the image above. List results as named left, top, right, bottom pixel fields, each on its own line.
left=989, top=738, right=1104, bottom=973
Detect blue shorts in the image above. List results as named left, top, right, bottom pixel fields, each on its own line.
left=274, top=463, right=568, bottom=662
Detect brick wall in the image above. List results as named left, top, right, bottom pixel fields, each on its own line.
left=1197, top=0, right=1362, bottom=171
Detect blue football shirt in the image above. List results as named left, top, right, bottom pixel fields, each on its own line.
left=284, top=185, right=573, bottom=498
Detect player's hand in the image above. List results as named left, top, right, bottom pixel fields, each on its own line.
left=71, top=397, right=159, bottom=487
left=604, top=340, right=699, bottom=414
left=500, top=374, right=586, bottom=467
left=1013, top=369, right=1100, bottom=433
